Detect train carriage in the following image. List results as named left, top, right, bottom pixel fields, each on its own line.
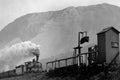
left=15, top=65, right=24, bottom=75
left=8, top=69, right=16, bottom=77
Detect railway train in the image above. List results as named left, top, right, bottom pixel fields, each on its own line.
left=0, top=58, right=42, bottom=79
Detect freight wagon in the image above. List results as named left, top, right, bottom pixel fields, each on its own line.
left=16, top=65, right=25, bottom=75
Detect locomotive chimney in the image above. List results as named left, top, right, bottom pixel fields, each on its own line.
left=31, top=48, right=40, bottom=62
left=36, top=55, right=39, bottom=62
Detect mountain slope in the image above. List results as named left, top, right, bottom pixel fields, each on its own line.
left=0, top=3, right=120, bottom=63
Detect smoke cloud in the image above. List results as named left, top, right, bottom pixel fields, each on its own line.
left=0, top=41, right=40, bottom=72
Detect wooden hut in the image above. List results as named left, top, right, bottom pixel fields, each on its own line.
left=97, top=27, right=119, bottom=64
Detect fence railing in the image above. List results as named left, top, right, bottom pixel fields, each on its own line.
left=46, top=56, right=78, bottom=70
left=46, top=52, right=98, bottom=71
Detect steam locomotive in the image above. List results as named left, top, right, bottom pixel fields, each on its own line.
left=0, top=56, right=42, bottom=79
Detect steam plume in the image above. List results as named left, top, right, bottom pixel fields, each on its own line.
left=0, top=41, right=40, bottom=72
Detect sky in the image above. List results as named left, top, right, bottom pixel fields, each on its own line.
left=0, top=0, right=120, bottom=30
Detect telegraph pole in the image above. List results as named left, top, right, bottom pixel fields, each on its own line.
left=78, top=32, right=81, bottom=66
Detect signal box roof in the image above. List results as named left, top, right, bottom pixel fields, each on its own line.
left=97, top=26, right=120, bottom=34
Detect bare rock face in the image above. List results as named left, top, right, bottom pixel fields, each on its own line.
left=0, top=3, right=120, bottom=60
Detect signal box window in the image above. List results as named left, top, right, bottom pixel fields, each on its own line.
left=111, top=42, right=119, bottom=48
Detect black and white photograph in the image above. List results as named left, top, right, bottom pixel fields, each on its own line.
left=0, top=0, right=120, bottom=80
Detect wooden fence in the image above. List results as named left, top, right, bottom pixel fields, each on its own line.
left=46, top=52, right=97, bottom=71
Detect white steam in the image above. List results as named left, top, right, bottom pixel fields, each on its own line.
left=0, top=41, right=40, bottom=72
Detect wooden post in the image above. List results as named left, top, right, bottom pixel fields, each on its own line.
left=58, top=61, right=60, bottom=68
left=85, top=54, right=88, bottom=66
left=46, top=63, right=48, bottom=71
left=75, top=49, right=77, bottom=64
left=65, top=59, right=67, bottom=66
left=55, top=60, right=56, bottom=69
left=78, top=32, right=81, bottom=66
left=73, top=49, right=77, bottom=65
left=81, top=56, right=83, bottom=63
left=52, top=62, right=54, bottom=69
left=72, top=58, right=74, bottom=65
